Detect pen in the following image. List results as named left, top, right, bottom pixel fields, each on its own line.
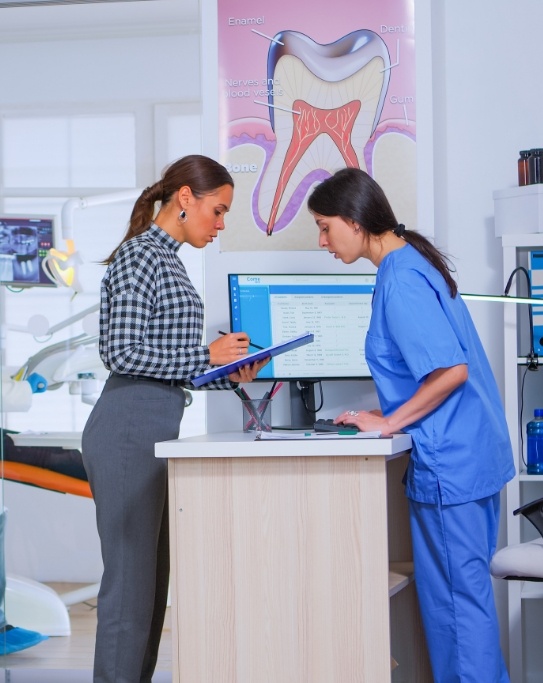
left=257, top=380, right=276, bottom=414
left=269, top=381, right=283, bottom=399
left=304, top=432, right=357, bottom=437
left=218, top=330, right=265, bottom=351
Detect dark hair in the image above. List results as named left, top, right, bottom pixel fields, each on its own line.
left=307, top=167, right=457, bottom=297
left=102, top=154, right=234, bottom=264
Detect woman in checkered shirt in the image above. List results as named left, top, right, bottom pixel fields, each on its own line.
left=82, top=155, right=266, bottom=683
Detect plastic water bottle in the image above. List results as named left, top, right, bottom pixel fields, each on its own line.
left=527, top=409, right=543, bottom=474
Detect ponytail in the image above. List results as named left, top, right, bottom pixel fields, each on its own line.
left=101, top=155, right=233, bottom=265
left=400, top=229, right=458, bottom=298
left=101, top=183, right=163, bottom=265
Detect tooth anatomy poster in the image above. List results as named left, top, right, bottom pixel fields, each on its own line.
left=217, top=0, right=416, bottom=252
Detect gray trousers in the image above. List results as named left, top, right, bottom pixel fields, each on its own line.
left=82, top=375, right=185, bottom=683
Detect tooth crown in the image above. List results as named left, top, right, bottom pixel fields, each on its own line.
left=267, top=29, right=390, bottom=132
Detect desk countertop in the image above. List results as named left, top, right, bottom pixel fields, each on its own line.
left=155, top=431, right=412, bottom=459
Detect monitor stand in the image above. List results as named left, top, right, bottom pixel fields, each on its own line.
left=274, top=380, right=317, bottom=430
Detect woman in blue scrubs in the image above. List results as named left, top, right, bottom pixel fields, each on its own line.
left=307, top=167, right=515, bottom=683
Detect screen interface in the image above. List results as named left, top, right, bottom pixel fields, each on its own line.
left=228, top=273, right=376, bottom=380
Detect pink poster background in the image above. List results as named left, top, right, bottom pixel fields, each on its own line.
left=217, top=0, right=416, bottom=250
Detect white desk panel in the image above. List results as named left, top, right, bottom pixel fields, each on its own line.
left=155, top=430, right=412, bottom=459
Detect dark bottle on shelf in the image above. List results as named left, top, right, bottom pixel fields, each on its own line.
left=527, top=408, right=543, bottom=474
left=528, top=148, right=542, bottom=184
left=518, top=150, right=531, bottom=186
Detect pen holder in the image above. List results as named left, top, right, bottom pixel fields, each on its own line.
left=242, top=398, right=272, bottom=433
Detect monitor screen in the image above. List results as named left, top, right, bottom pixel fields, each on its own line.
left=228, top=273, right=376, bottom=381
left=0, top=215, right=56, bottom=288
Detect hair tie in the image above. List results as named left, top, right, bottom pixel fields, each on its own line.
left=394, top=223, right=406, bottom=237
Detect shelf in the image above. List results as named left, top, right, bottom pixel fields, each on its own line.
left=521, top=581, right=543, bottom=600
left=389, top=561, right=414, bottom=597
left=501, top=232, right=543, bottom=248
left=516, top=357, right=541, bottom=366
left=519, top=471, right=543, bottom=482
left=493, top=186, right=543, bottom=238
left=498, top=193, right=543, bottom=682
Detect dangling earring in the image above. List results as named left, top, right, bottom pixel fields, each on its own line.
left=178, top=210, right=187, bottom=223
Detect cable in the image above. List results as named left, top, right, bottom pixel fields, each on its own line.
left=504, top=266, right=538, bottom=370
left=299, top=380, right=324, bottom=414
left=505, top=267, right=540, bottom=469
left=519, top=364, right=530, bottom=469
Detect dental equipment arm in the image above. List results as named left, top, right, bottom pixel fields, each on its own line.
left=16, top=333, right=107, bottom=406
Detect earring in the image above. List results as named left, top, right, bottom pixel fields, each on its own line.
left=178, top=210, right=187, bottom=223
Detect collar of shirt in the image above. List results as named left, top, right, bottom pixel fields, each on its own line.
left=148, top=221, right=182, bottom=253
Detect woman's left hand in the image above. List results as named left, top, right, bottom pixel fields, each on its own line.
left=228, top=357, right=270, bottom=383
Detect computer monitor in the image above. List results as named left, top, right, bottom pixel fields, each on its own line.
left=228, top=273, right=376, bottom=428
left=0, top=215, right=56, bottom=288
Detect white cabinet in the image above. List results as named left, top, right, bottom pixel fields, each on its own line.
left=496, top=191, right=543, bottom=683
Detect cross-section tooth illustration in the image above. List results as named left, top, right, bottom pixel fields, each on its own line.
left=259, top=29, right=390, bottom=235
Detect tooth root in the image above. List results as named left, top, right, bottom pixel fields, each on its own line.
left=266, top=99, right=362, bottom=235
left=259, top=29, right=390, bottom=236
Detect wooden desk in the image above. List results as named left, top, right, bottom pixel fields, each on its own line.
left=156, top=432, right=431, bottom=683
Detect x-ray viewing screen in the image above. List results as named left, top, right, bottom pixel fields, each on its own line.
left=0, top=216, right=56, bottom=288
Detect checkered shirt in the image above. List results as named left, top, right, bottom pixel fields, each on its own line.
left=99, top=222, right=231, bottom=389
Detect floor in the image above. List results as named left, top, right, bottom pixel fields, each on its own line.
left=0, top=583, right=172, bottom=682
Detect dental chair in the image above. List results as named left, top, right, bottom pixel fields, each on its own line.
left=490, top=497, right=543, bottom=581
left=2, top=461, right=98, bottom=636
left=2, top=386, right=193, bottom=636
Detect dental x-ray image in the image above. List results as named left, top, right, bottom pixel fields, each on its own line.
left=0, top=216, right=56, bottom=287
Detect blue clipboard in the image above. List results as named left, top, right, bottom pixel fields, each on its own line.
left=191, top=332, right=314, bottom=387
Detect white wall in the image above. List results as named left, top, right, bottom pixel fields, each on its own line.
left=433, top=0, right=543, bottom=360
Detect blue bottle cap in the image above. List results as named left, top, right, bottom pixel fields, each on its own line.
left=535, top=409, right=543, bottom=418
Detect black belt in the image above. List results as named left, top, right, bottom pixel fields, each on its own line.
left=110, top=372, right=185, bottom=388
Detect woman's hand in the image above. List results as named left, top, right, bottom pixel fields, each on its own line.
left=335, top=364, right=468, bottom=436
left=208, top=332, right=250, bottom=365
left=334, top=409, right=393, bottom=435
left=228, top=357, right=270, bottom=383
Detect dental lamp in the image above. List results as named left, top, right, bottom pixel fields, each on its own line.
left=43, top=190, right=142, bottom=294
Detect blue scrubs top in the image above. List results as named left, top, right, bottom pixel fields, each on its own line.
left=365, top=244, right=515, bottom=505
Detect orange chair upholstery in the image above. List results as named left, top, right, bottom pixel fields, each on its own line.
left=1, top=460, right=92, bottom=498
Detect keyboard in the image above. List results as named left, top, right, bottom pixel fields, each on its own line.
left=313, top=418, right=360, bottom=433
